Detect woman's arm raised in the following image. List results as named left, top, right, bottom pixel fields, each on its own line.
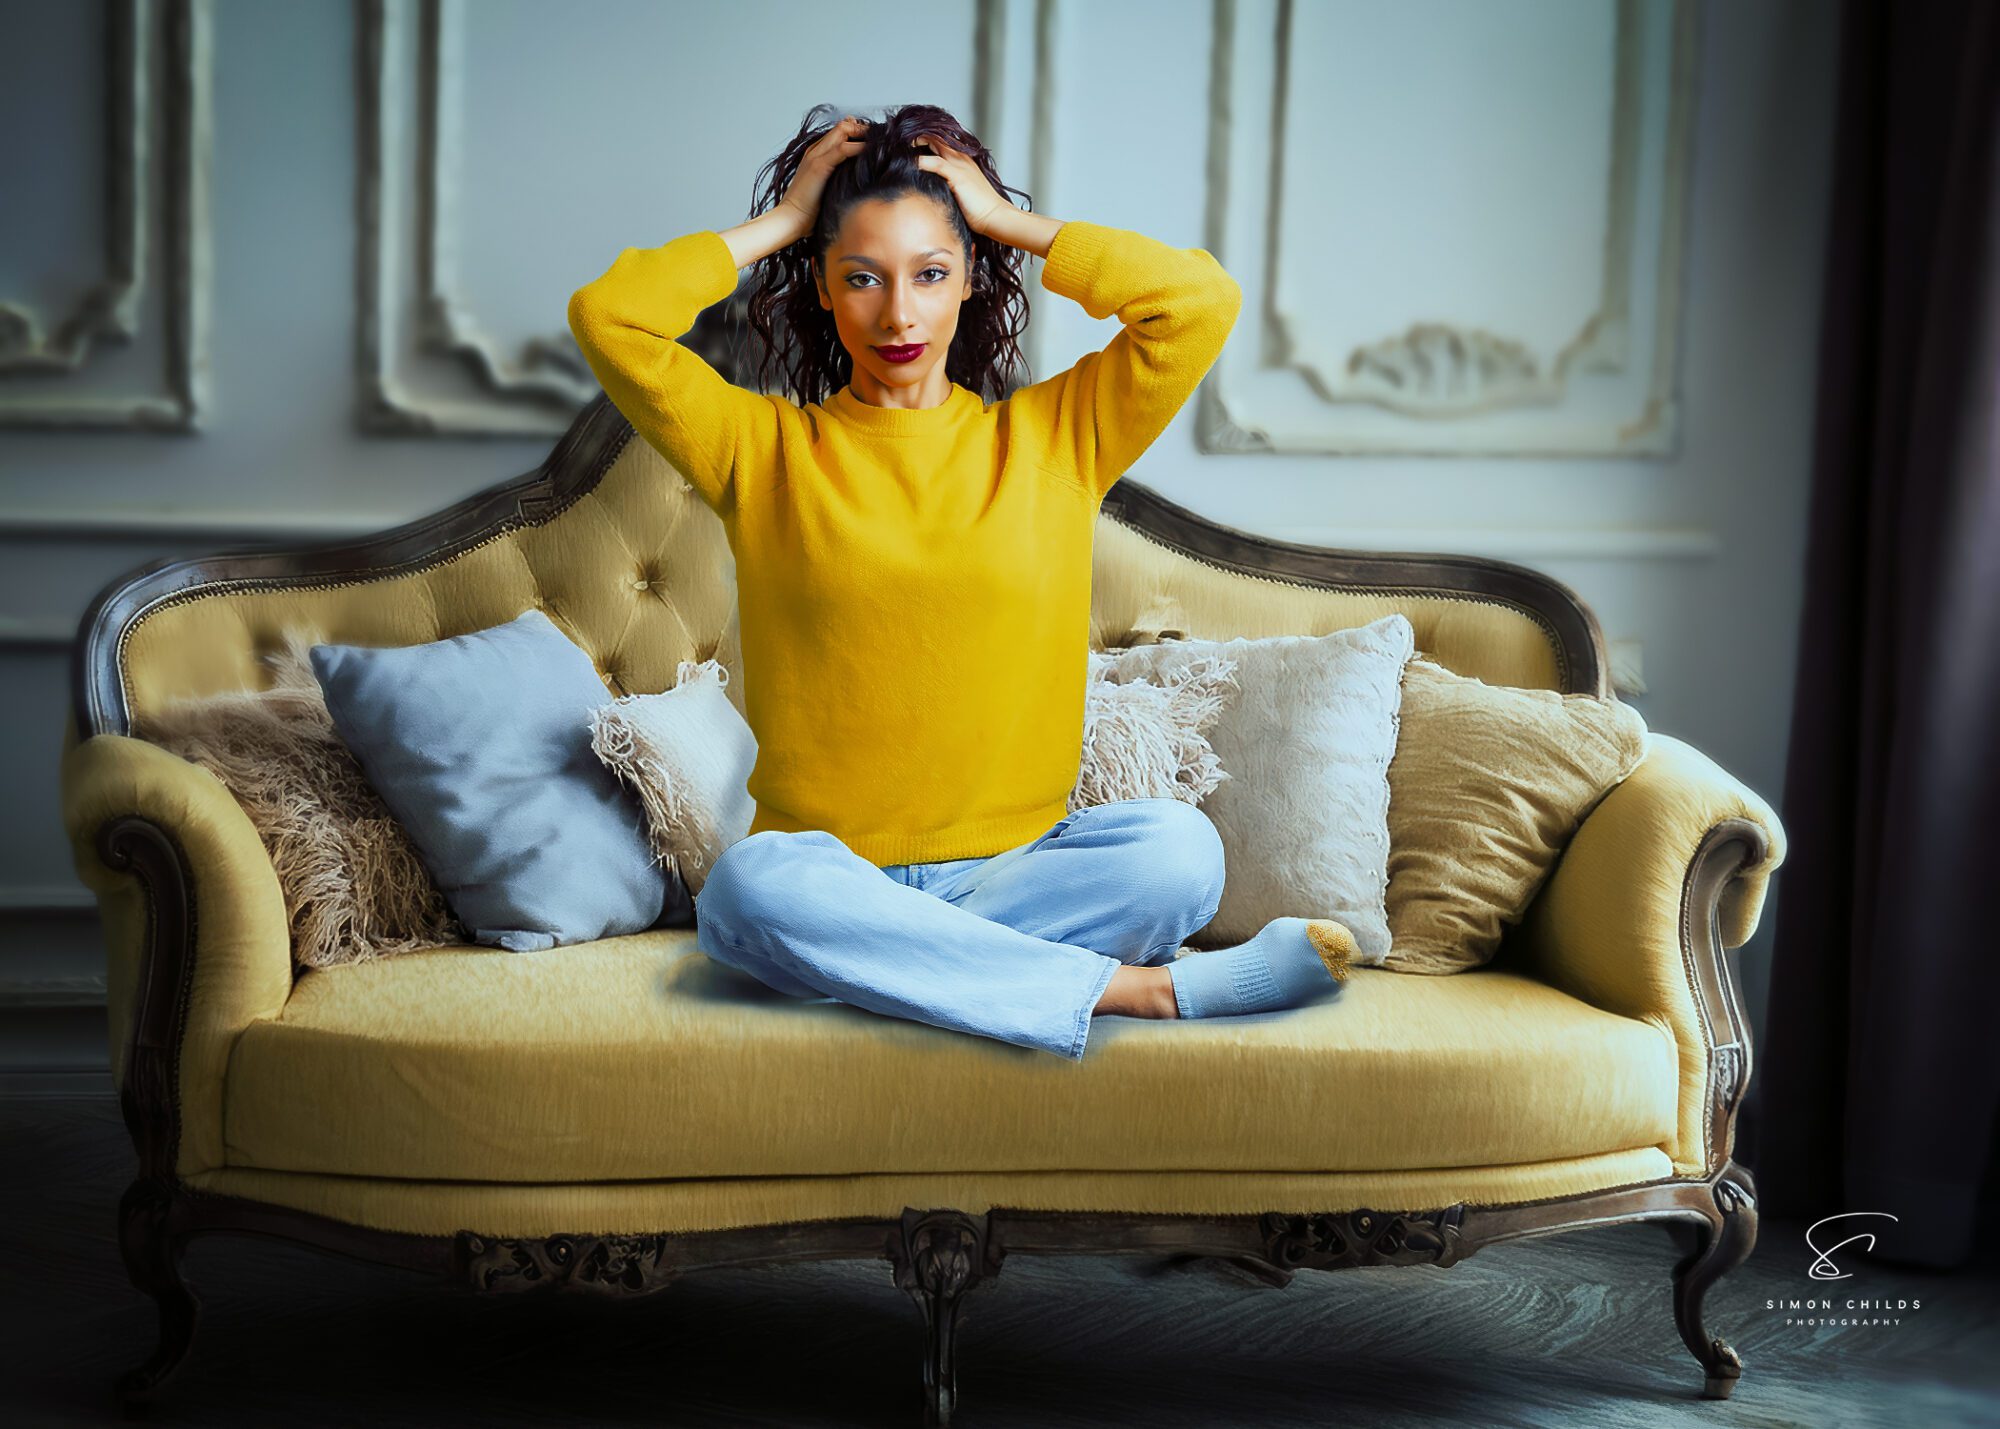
left=1007, top=214, right=1242, bottom=500
left=569, top=120, right=873, bottom=515
left=566, top=224, right=785, bottom=520
left=915, top=134, right=1242, bottom=500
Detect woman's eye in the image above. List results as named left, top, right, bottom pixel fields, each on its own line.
left=847, top=267, right=950, bottom=288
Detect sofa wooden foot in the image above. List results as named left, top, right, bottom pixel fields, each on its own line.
left=1670, top=1164, right=1756, bottom=1400
left=116, top=1179, right=199, bottom=1406
left=887, top=1209, right=1004, bottom=1426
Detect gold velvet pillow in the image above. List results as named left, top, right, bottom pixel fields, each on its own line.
left=1383, top=654, right=1648, bottom=975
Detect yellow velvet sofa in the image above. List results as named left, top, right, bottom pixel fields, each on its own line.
left=60, top=395, right=1787, bottom=1422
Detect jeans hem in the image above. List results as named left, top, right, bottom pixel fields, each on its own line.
left=1067, top=956, right=1121, bottom=1061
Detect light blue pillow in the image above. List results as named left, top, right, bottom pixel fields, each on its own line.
left=310, top=608, right=685, bottom=952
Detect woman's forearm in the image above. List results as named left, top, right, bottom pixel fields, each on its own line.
left=985, top=209, right=1064, bottom=259
left=718, top=207, right=808, bottom=269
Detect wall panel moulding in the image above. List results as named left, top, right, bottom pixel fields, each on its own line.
left=0, top=0, right=212, bottom=431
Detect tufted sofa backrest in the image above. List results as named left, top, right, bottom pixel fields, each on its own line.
left=72, top=398, right=1607, bottom=740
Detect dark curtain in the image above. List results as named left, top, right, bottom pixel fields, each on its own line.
left=1737, top=0, right=2000, bottom=1270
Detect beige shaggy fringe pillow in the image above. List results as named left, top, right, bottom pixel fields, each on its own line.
left=131, top=629, right=469, bottom=969
left=1072, top=651, right=1238, bottom=811
left=1382, top=654, right=1649, bottom=975
left=589, top=658, right=758, bottom=894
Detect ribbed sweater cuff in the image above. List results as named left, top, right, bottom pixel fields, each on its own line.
left=1038, top=219, right=1114, bottom=300
left=688, top=230, right=743, bottom=300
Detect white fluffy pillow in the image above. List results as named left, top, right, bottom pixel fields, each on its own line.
left=588, top=659, right=756, bottom=894
left=1072, top=652, right=1237, bottom=809
left=1092, top=614, right=1415, bottom=963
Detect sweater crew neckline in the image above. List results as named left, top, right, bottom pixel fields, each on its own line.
left=827, top=381, right=981, bottom=436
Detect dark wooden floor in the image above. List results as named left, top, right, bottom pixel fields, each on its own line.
left=5, top=1091, right=1998, bottom=1429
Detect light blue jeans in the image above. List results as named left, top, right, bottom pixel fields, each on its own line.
left=692, top=798, right=1227, bottom=1060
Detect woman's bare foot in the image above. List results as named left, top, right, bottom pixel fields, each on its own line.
left=1094, top=965, right=1179, bottom=1019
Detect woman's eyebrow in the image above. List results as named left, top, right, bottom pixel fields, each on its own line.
left=838, top=249, right=953, bottom=269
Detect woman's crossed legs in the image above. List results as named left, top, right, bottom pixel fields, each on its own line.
left=691, top=798, right=1226, bottom=1060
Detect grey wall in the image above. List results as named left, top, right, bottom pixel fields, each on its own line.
left=0, top=0, right=1840, bottom=1076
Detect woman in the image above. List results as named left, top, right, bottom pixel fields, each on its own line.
left=568, top=104, right=1353, bottom=1061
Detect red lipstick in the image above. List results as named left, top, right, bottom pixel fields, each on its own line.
left=874, top=343, right=926, bottom=364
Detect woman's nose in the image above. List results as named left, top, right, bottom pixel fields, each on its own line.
left=881, top=283, right=916, bottom=332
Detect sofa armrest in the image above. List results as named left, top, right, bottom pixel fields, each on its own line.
left=1511, top=732, right=1788, bottom=1178
left=60, top=716, right=294, bottom=1179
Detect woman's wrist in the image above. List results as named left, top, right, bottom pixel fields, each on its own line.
left=982, top=208, right=1063, bottom=260
left=718, top=206, right=808, bottom=269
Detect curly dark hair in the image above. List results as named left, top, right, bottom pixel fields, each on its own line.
left=743, top=103, right=1038, bottom=408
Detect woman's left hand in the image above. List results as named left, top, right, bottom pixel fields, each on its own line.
left=913, top=137, right=1017, bottom=239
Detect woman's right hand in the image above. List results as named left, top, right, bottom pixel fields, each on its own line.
left=777, top=115, right=868, bottom=238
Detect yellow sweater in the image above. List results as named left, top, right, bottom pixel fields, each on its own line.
left=567, top=219, right=1242, bottom=866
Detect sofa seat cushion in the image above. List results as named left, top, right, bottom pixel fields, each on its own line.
left=222, top=931, right=1680, bottom=1183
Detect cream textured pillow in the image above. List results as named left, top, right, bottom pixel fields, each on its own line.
left=1092, top=615, right=1415, bottom=961
left=1383, top=654, right=1649, bottom=974
left=589, top=659, right=757, bottom=894
left=1072, top=651, right=1237, bottom=810
left=132, top=630, right=469, bottom=969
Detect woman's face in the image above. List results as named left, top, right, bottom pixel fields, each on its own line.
left=815, top=195, right=974, bottom=404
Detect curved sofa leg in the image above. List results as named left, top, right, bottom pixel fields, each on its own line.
left=1661, top=1220, right=1702, bottom=1258
left=117, top=1178, right=198, bottom=1405
left=887, top=1209, right=1003, bottom=1427
left=1671, top=1163, right=1758, bottom=1399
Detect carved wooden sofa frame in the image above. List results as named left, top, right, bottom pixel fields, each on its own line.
left=69, top=396, right=1769, bottom=1424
